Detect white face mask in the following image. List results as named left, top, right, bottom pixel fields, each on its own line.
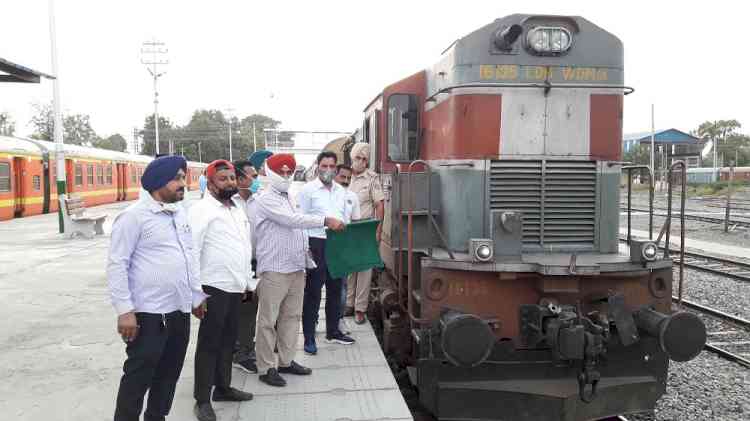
left=161, top=202, right=180, bottom=214
left=265, top=165, right=292, bottom=193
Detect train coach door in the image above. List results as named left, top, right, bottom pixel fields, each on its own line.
left=13, top=157, right=25, bottom=217
left=116, top=163, right=125, bottom=201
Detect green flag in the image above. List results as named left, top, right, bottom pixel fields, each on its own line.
left=325, top=219, right=384, bottom=279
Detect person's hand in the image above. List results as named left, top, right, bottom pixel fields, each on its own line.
left=192, top=300, right=207, bottom=319
left=117, top=312, right=139, bottom=342
left=324, top=217, right=345, bottom=232
left=376, top=222, right=383, bottom=242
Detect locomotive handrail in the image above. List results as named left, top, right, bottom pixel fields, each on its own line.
left=394, top=164, right=404, bottom=313
left=664, top=161, right=687, bottom=305
left=622, top=165, right=654, bottom=242
left=425, top=82, right=635, bottom=102
left=406, top=160, right=433, bottom=325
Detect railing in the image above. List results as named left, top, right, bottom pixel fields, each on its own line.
left=664, top=161, right=687, bottom=305
left=622, top=165, right=654, bottom=243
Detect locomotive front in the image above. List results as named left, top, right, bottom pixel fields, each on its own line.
left=364, top=14, right=707, bottom=420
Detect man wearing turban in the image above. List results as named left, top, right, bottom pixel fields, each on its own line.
left=107, top=155, right=207, bottom=421
left=345, top=142, right=385, bottom=324
left=253, top=153, right=345, bottom=387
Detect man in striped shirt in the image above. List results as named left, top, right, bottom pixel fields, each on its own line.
left=253, top=153, right=345, bottom=387
left=107, top=155, right=207, bottom=421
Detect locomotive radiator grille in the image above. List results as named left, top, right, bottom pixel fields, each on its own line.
left=489, top=160, right=597, bottom=248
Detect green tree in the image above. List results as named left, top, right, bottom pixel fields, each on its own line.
left=623, top=144, right=650, bottom=166
left=93, top=133, right=127, bottom=152
left=0, top=112, right=15, bottom=136
left=694, top=120, right=744, bottom=167
left=29, top=102, right=54, bottom=141
left=28, top=102, right=99, bottom=146
left=63, top=114, right=98, bottom=146
left=139, top=115, right=176, bottom=156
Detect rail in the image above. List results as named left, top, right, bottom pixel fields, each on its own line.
left=674, top=297, right=750, bottom=368
left=622, top=165, right=653, bottom=243
left=663, top=161, right=687, bottom=305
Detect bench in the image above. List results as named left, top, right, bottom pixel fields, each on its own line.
left=59, top=194, right=107, bottom=239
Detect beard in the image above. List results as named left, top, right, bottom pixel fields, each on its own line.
left=216, top=187, right=238, bottom=201
left=162, top=187, right=185, bottom=203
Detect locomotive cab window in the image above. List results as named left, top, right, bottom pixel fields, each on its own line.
left=0, top=162, right=10, bottom=192
left=387, top=94, right=419, bottom=161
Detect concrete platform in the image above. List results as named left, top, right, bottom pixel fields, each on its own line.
left=0, top=193, right=412, bottom=421
left=622, top=228, right=750, bottom=260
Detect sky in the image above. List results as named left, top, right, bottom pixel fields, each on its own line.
left=1, top=0, right=748, bottom=153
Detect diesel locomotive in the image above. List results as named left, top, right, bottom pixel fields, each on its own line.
left=345, top=14, right=706, bottom=420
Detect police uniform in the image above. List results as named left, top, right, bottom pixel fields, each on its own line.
left=346, top=168, right=384, bottom=314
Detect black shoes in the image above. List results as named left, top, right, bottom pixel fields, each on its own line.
left=232, top=358, right=258, bottom=374
left=278, top=360, right=312, bottom=375
left=194, top=402, right=216, bottom=421
left=325, top=332, right=355, bottom=345
left=212, top=387, right=254, bottom=402
left=259, top=368, right=287, bottom=387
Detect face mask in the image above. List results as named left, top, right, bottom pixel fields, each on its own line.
left=319, top=169, right=335, bottom=185
left=161, top=203, right=180, bottom=214
left=216, top=187, right=238, bottom=201
left=267, top=167, right=291, bottom=192
left=250, top=178, right=261, bottom=193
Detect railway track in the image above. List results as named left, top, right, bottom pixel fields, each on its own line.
left=673, top=297, right=750, bottom=368
left=621, top=206, right=750, bottom=228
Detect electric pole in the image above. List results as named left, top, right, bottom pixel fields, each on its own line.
left=225, top=107, right=235, bottom=161
left=141, top=39, right=168, bottom=156
left=49, top=0, right=66, bottom=233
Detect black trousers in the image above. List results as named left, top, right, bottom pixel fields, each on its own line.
left=303, top=237, right=343, bottom=340
left=234, top=290, right=258, bottom=362
left=113, top=311, right=190, bottom=421
left=194, top=285, right=242, bottom=403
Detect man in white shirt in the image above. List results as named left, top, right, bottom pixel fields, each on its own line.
left=231, top=160, right=260, bottom=374
left=297, top=151, right=355, bottom=355
left=189, top=160, right=253, bottom=421
left=107, top=155, right=207, bottom=421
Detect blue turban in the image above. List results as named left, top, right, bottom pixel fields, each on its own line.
left=249, top=150, right=273, bottom=171
left=141, top=155, right=187, bottom=193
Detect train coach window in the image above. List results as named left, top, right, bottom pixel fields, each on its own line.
left=0, top=162, right=10, bottom=192
left=97, top=165, right=104, bottom=185
left=87, top=165, right=94, bottom=185
left=75, top=164, right=83, bottom=186
left=131, top=168, right=136, bottom=183
left=387, top=94, right=419, bottom=161
left=106, top=165, right=113, bottom=185
left=32, top=175, right=41, bottom=191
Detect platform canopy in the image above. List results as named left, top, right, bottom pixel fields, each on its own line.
left=0, top=57, right=54, bottom=83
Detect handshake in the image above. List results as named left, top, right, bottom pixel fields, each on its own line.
left=324, top=217, right=346, bottom=232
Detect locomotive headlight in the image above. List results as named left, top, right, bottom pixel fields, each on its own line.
left=642, top=242, right=658, bottom=261
left=470, top=238, right=494, bottom=262
left=526, top=26, right=572, bottom=54
left=476, top=244, right=492, bottom=261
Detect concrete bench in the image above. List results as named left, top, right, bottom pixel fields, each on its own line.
left=59, top=194, right=107, bottom=239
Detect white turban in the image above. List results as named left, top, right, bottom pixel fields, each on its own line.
left=350, top=142, right=370, bottom=161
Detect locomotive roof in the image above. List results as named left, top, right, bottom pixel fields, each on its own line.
left=427, top=14, right=625, bottom=99
left=0, top=135, right=206, bottom=167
